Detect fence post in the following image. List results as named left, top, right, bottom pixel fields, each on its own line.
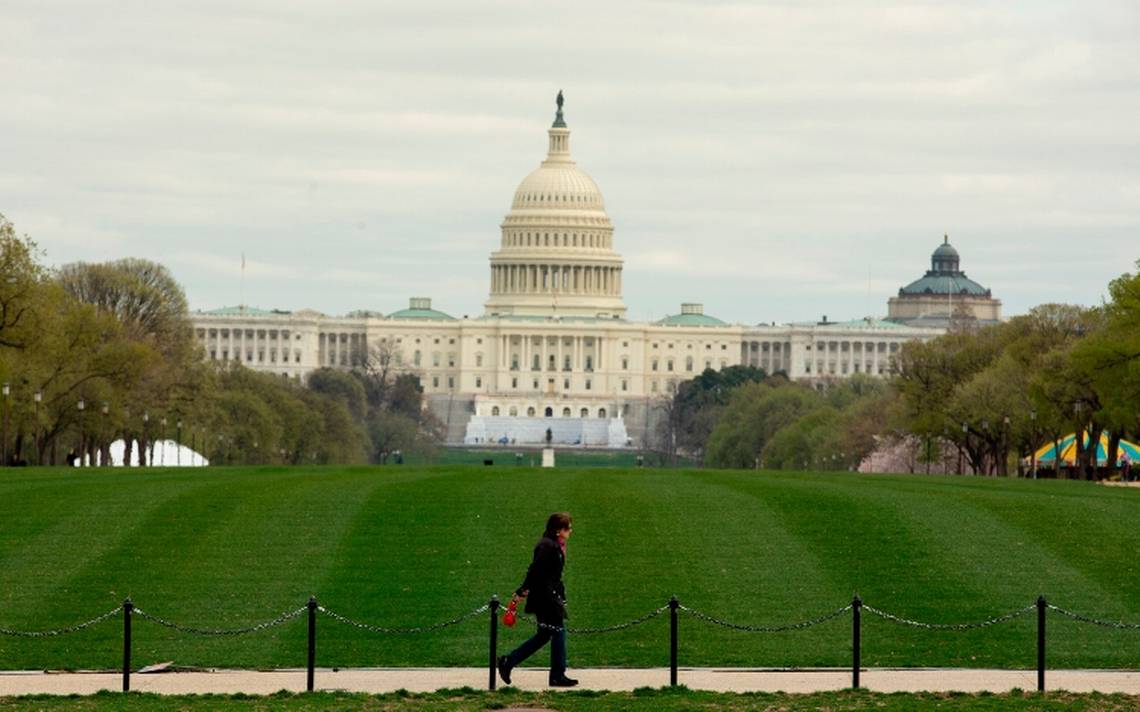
left=1037, top=595, right=1046, bottom=693
left=669, top=595, right=679, bottom=687
left=122, top=598, right=133, bottom=692
left=307, top=596, right=317, bottom=692
left=488, top=595, right=500, bottom=690
left=851, top=595, right=861, bottom=690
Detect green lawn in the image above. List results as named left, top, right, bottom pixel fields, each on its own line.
left=0, top=466, right=1138, bottom=672
left=3, top=689, right=1140, bottom=711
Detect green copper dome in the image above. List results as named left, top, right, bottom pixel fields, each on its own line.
left=898, top=235, right=991, bottom=297
left=388, top=297, right=455, bottom=321
left=656, top=303, right=727, bottom=327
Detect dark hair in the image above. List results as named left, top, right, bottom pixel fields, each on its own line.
left=545, top=512, right=572, bottom=536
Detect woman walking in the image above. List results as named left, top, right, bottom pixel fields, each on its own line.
left=497, top=512, right=578, bottom=687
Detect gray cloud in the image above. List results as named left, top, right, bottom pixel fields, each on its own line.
left=2, top=0, right=1137, bottom=324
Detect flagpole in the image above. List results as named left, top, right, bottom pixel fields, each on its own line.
left=240, top=253, right=246, bottom=313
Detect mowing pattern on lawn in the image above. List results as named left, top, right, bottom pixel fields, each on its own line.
left=1, top=466, right=1138, bottom=670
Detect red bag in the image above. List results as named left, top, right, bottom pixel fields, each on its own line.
left=503, top=599, right=518, bottom=627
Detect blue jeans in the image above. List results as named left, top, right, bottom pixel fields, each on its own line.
left=503, top=617, right=567, bottom=681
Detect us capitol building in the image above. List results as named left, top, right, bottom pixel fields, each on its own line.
left=190, top=96, right=1001, bottom=446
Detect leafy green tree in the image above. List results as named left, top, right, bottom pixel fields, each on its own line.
left=1070, top=265, right=1140, bottom=474
left=56, top=258, right=206, bottom=465
left=672, top=366, right=767, bottom=460
left=761, top=406, right=846, bottom=470
left=705, top=382, right=821, bottom=468
left=0, top=215, right=47, bottom=352
left=308, top=368, right=368, bottom=421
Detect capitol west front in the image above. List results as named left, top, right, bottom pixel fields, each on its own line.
left=191, top=99, right=993, bottom=445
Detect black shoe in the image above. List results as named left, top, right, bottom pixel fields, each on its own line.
left=497, top=656, right=512, bottom=685
left=549, top=676, right=578, bottom=687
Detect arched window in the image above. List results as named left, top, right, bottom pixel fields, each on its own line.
left=544, top=406, right=553, bottom=417
left=527, top=406, right=536, bottom=416
left=598, top=408, right=607, bottom=418
left=686, top=356, right=693, bottom=372
left=509, top=406, right=518, bottom=416
left=413, top=350, right=421, bottom=366
left=562, top=407, right=571, bottom=417
left=491, top=406, right=500, bottom=416
left=580, top=408, right=589, bottom=418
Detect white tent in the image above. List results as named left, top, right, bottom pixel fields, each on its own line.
left=73, top=439, right=209, bottom=467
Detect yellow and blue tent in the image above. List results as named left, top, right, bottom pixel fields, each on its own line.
left=1031, top=432, right=1140, bottom=467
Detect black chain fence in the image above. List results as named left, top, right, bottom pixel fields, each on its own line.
left=132, top=605, right=308, bottom=637
left=862, top=603, right=1036, bottom=631
left=2, top=595, right=1138, bottom=693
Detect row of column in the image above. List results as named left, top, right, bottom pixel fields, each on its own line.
left=498, top=334, right=603, bottom=374
left=320, top=332, right=365, bottom=366
left=208, top=328, right=291, bottom=360
left=746, top=341, right=792, bottom=373
left=491, top=263, right=621, bottom=296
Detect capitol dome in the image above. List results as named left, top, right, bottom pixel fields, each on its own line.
left=510, top=169, right=605, bottom=211
left=485, top=93, right=627, bottom=319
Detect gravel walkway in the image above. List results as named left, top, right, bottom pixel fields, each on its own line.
left=2, top=667, right=1140, bottom=695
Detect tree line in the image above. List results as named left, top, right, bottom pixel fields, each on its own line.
left=0, top=215, right=440, bottom=467
left=656, top=264, right=1140, bottom=478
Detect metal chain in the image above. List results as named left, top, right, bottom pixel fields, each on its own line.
left=132, top=606, right=307, bottom=636
left=862, top=604, right=1035, bottom=630
left=318, top=603, right=490, bottom=635
left=677, top=604, right=852, bottom=633
left=1046, top=604, right=1140, bottom=630
left=0, top=606, right=121, bottom=638
left=513, top=605, right=670, bottom=635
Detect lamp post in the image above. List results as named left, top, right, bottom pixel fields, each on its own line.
left=1029, top=410, right=1037, bottom=480
left=100, top=402, right=109, bottom=467
left=1002, top=415, right=1010, bottom=477
left=77, top=399, right=86, bottom=466
left=959, top=422, right=967, bottom=475
left=1073, top=401, right=1084, bottom=478
left=981, top=420, right=990, bottom=475
left=1, top=382, right=9, bottom=467
left=33, top=391, right=41, bottom=466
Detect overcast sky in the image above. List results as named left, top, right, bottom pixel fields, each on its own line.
left=3, top=1, right=1138, bottom=324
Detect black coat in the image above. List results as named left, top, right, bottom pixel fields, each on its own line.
left=516, top=534, right=567, bottom=621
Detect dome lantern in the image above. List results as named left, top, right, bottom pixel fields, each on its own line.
left=931, top=233, right=960, bottom=274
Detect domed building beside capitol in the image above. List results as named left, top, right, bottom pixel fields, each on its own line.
left=189, top=96, right=998, bottom=446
